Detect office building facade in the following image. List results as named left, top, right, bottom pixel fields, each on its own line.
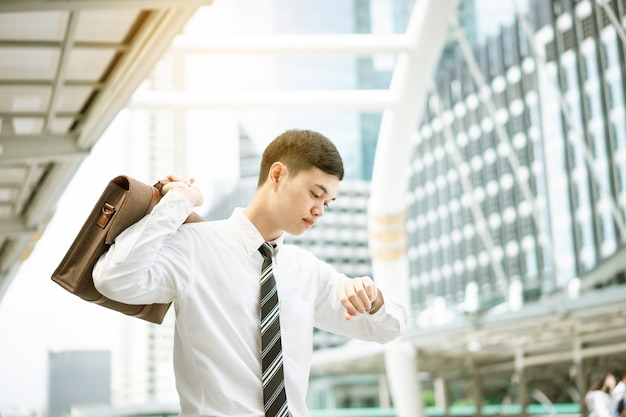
left=405, top=0, right=626, bottom=322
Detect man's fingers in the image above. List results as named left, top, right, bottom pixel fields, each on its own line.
left=339, top=277, right=378, bottom=319
left=339, top=285, right=359, bottom=317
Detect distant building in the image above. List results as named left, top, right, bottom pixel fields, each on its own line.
left=47, top=351, right=110, bottom=417
left=110, top=314, right=177, bottom=406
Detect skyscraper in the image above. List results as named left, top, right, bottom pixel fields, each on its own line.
left=48, top=351, right=111, bottom=417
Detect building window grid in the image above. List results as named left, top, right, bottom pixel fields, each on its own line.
left=505, top=255, right=522, bottom=284
left=522, top=64, right=538, bottom=91
left=598, top=7, right=611, bottom=29
left=546, top=40, right=557, bottom=62
left=569, top=95, right=585, bottom=130
left=482, top=129, right=497, bottom=152
left=479, top=102, right=491, bottom=124
left=602, top=36, right=618, bottom=71
left=582, top=48, right=599, bottom=83
left=516, top=59, right=545, bottom=278
left=467, top=106, right=479, bottom=126
left=562, top=59, right=579, bottom=92
left=411, top=285, right=423, bottom=312
left=415, top=192, right=427, bottom=222
left=453, top=275, right=466, bottom=308
left=493, top=90, right=507, bottom=109
left=471, top=163, right=485, bottom=190
left=586, top=89, right=603, bottom=121
left=408, top=12, right=605, bottom=310
left=612, top=120, right=626, bottom=152
left=469, top=128, right=483, bottom=157
left=516, top=142, right=531, bottom=169
left=504, top=215, right=522, bottom=265
left=520, top=217, right=539, bottom=279
left=562, top=28, right=575, bottom=53
left=510, top=112, right=525, bottom=136
left=509, top=80, right=523, bottom=103
left=517, top=19, right=530, bottom=58
left=501, top=26, right=513, bottom=68
left=504, top=78, right=532, bottom=294
left=607, top=78, right=625, bottom=110
left=580, top=15, right=594, bottom=41
left=484, top=159, right=498, bottom=183
left=497, top=151, right=514, bottom=179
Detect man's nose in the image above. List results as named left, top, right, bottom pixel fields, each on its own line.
left=312, top=204, right=324, bottom=217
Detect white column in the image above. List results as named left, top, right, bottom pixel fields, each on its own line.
left=367, top=1, right=460, bottom=417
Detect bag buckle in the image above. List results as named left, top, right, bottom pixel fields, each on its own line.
left=96, top=203, right=115, bottom=228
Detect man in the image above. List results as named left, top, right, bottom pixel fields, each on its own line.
left=93, top=129, right=407, bottom=417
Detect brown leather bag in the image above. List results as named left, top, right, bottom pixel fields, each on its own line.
left=51, top=175, right=204, bottom=324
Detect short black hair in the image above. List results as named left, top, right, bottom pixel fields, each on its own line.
left=257, top=129, right=344, bottom=188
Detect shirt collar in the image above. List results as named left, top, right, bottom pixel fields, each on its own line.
left=231, top=208, right=284, bottom=257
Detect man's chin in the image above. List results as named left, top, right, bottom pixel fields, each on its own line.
left=287, top=225, right=309, bottom=236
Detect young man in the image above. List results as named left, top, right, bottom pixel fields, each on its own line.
left=93, top=129, right=407, bottom=417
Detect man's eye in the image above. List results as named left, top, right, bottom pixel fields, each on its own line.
left=311, top=192, right=319, bottom=199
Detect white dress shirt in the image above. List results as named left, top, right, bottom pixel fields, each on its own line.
left=611, top=381, right=625, bottom=417
left=586, top=390, right=613, bottom=417
left=93, top=191, right=407, bottom=417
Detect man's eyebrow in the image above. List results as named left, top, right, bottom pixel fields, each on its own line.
left=315, top=184, right=337, bottom=201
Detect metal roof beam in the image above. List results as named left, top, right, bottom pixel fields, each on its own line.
left=0, top=40, right=127, bottom=51
left=0, top=218, right=39, bottom=238
left=44, top=10, right=78, bottom=133
left=171, top=33, right=412, bottom=56
left=0, top=80, right=102, bottom=87
left=0, top=0, right=211, bottom=12
left=0, top=111, right=81, bottom=118
left=130, top=90, right=394, bottom=111
left=0, top=134, right=87, bottom=164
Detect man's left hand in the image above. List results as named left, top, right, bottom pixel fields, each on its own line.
left=338, top=276, right=382, bottom=320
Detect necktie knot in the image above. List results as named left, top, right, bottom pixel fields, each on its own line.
left=258, top=242, right=275, bottom=260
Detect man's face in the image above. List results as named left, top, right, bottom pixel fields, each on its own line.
left=272, top=166, right=339, bottom=236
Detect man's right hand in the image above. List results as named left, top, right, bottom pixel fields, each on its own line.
left=159, top=175, right=204, bottom=207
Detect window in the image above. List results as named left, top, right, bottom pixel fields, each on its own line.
left=608, top=79, right=624, bottom=110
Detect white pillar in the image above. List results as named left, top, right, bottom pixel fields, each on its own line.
left=367, top=1, right=460, bottom=417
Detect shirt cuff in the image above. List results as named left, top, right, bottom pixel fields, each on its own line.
left=154, top=189, right=195, bottom=224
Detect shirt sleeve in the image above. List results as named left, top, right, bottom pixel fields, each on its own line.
left=312, top=259, right=407, bottom=344
left=93, top=191, right=196, bottom=305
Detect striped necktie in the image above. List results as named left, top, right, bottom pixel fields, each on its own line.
left=258, top=242, right=289, bottom=417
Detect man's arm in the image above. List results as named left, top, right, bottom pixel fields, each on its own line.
left=315, top=269, right=407, bottom=344
left=93, top=177, right=201, bottom=305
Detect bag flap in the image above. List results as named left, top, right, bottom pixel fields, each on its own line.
left=104, top=176, right=160, bottom=245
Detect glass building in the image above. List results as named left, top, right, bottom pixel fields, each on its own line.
left=406, top=15, right=549, bottom=317
left=405, top=0, right=626, bottom=320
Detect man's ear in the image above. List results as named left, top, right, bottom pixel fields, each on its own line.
left=268, top=162, right=287, bottom=186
